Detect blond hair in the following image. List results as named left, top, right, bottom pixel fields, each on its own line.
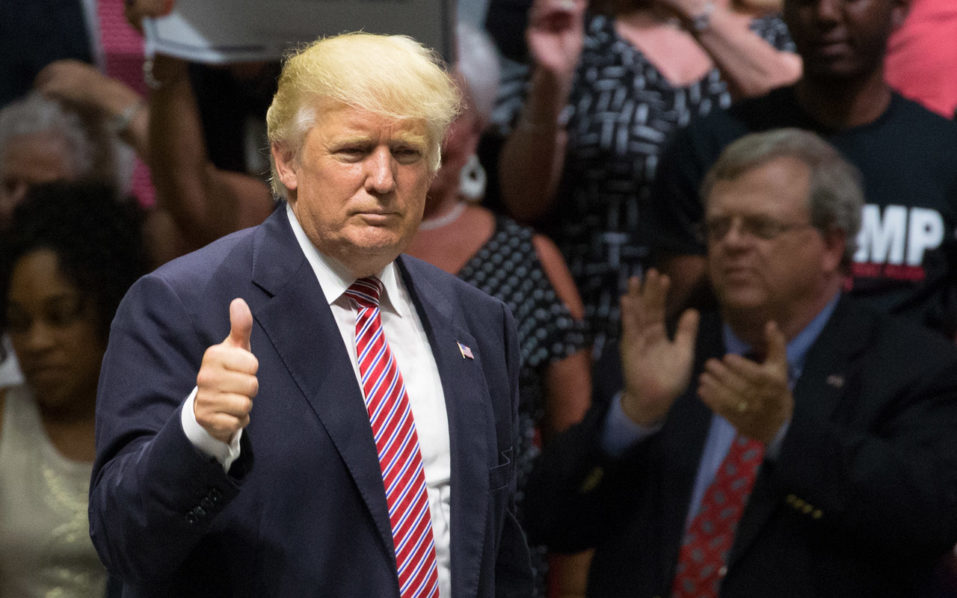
left=266, top=32, right=461, bottom=197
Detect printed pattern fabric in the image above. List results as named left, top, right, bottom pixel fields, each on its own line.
left=498, top=13, right=794, bottom=357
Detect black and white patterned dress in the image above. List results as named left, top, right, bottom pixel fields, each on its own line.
left=498, top=13, right=794, bottom=358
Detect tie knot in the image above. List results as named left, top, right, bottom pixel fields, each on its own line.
left=345, top=277, right=383, bottom=309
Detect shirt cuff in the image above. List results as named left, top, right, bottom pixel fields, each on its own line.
left=181, top=387, right=242, bottom=472
left=600, top=392, right=663, bottom=457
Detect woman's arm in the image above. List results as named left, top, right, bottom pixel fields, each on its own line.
left=532, top=234, right=591, bottom=439
left=498, top=0, right=586, bottom=223
left=34, top=59, right=150, bottom=160
left=145, top=56, right=275, bottom=250
left=663, top=0, right=802, bottom=99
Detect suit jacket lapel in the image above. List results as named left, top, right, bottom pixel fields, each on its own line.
left=787, top=297, right=870, bottom=424
left=249, top=208, right=395, bottom=555
left=729, top=296, right=869, bottom=565
left=397, top=257, right=492, bottom=598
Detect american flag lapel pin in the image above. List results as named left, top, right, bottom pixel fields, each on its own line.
left=457, top=341, right=474, bottom=360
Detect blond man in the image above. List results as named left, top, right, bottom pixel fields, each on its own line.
left=90, top=32, right=532, bottom=598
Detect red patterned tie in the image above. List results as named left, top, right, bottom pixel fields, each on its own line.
left=345, top=277, right=440, bottom=598
left=671, top=434, right=765, bottom=598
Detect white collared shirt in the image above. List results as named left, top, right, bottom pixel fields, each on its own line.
left=182, top=204, right=452, bottom=595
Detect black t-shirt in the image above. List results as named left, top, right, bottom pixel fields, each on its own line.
left=645, top=86, right=957, bottom=336
left=0, top=0, right=93, bottom=108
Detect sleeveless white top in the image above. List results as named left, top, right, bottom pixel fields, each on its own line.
left=0, top=384, right=107, bottom=597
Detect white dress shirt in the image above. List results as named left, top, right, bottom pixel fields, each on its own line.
left=182, top=204, right=452, bottom=596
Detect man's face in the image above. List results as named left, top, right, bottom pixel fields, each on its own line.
left=274, top=100, right=434, bottom=276
left=706, top=156, right=843, bottom=327
left=784, top=0, right=907, bottom=81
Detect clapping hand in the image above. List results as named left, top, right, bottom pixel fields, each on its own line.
left=698, top=321, right=794, bottom=444
left=619, top=270, right=700, bottom=426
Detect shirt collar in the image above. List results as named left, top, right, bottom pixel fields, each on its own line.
left=285, top=203, right=405, bottom=316
left=722, top=292, right=840, bottom=381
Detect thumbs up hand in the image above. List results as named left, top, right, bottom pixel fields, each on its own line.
left=194, top=298, right=259, bottom=444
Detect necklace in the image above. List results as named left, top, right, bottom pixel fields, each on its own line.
left=418, top=201, right=467, bottom=231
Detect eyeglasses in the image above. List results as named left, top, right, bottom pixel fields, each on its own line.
left=698, top=215, right=816, bottom=243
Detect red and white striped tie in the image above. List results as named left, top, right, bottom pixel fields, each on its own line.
left=346, top=277, right=440, bottom=598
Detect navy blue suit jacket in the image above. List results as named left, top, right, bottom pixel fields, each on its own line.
left=90, top=206, right=532, bottom=597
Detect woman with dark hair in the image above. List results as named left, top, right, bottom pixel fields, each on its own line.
left=0, top=181, right=146, bottom=597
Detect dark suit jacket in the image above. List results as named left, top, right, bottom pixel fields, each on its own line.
left=524, top=298, right=957, bottom=597
left=90, top=205, right=532, bottom=597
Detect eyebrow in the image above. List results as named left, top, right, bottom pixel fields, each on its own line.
left=331, top=132, right=429, bottom=149
left=389, top=131, right=429, bottom=148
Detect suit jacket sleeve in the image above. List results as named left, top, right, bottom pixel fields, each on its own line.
left=521, top=333, right=654, bottom=554
left=767, top=314, right=957, bottom=557
left=89, top=272, right=248, bottom=584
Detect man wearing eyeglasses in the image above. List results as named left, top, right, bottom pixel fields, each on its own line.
left=644, top=0, right=957, bottom=341
left=522, top=128, right=957, bottom=597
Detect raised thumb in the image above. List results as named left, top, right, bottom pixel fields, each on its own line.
left=225, top=297, right=253, bottom=350
left=763, top=320, right=787, bottom=366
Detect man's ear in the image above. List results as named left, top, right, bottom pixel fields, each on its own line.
left=271, top=142, right=298, bottom=191
left=822, top=227, right=847, bottom=274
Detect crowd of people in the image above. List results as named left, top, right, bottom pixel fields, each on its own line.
left=1, top=0, right=956, bottom=597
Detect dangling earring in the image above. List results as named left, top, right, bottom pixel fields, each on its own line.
left=459, top=154, right=486, bottom=202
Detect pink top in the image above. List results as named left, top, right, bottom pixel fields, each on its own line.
left=885, top=0, right=957, bottom=119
